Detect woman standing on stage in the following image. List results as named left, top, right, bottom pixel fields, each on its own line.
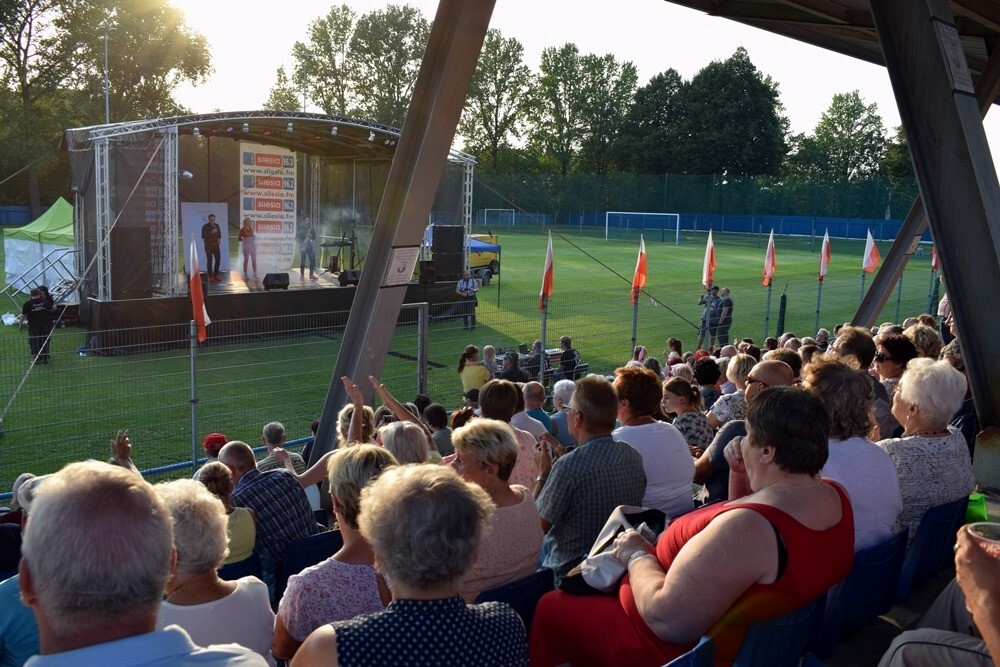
left=238, top=217, right=258, bottom=280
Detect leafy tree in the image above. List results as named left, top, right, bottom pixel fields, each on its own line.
left=670, top=47, right=788, bottom=176
left=881, top=125, right=919, bottom=216
left=575, top=53, right=637, bottom=175
left=348, top=4, right=429, bottom=126
left=615, top=69, right=684, bottom=173
left=263, top=66, right=301, bottom=111
left=812, top=90, right=886, bottom=182
left=459, top=29, right=535, bottom=172
left=531, top=43, right=583, bottom=177
left=293, top=5, right=355, bottom=115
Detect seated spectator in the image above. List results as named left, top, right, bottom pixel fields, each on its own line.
left=194, top=432, right=228, bottom=479
left=533, top=376, right=646, bottom=585
left=830, top=325, right=898, bottom=439
left=155, top=480, right=275, bottom=664
left=273, top=445, right=397, bottom=661
left=412, top=393, right=431, bottom=416
left=198, top=462, right=257, bottom=567
left=464, top=387, right=481, bottom=414
left=458, top=345, right=491, bottom=393
left=0, top=473, right=34, bottom=525
left=523, top=339, right=547, bottom=379
left=874, top=333, right=919, bottom=399
left=450, top=419, right=543, bottom=602
left=18, top=461, right=264, bottom=665
left=612, top=367, right=694, bottom=518
left=257, top=421, right=305, bottom=473
left=767, top=347, right=803, bottom=382
left=661, top=377, right=714, bottom=456
left=0, top=475, right=43, bottom=665
left=626, top=345, right=649, bottom=368
left=530, top=387, right=854, bottom=666
left=707, top=353, right=754, bottom=429
left=510, top=383, right=547, bottom=441
left=878, top=528, right=1000, bottom=666
left=549, top=379, right=577, bottom=448
left=500, top=351, right=530, bottom=383
left=293, top=465, right=528, bottom=666
left=802, top=358, right=902, bottom=551
left=523, top=381, right=554, bottom=435
left=692, top=357, right=722, bottom=410
left=815, top=328, right=830, bottom=352
left=479, top=379, right=539, bottom=490
left=337, top=402, right=375, bottom=446
left=642, top=356, right=663, bottom=379
left=877, top=358, right=975, bottom=541
left=554, top=335, right=581, bottom=381
left=424, top=403, right=453, bottom=456
left=378, top=421, right=438, bottom=464
left=799, top=344, right=821, bottom=369
left=451, top=406, right=477, bottom=430
left=669, top=362, right=693, bottom=383
left=482, top=345, right=498, bottom=378
left=693, top=360, right=794, bottom=505
left=664, top=337, right=683, bottom=365
left=904, top=323, right=944, bottom=360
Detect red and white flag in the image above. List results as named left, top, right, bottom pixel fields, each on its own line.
left=863, top=229, right=881, bottom=273
left=762, top=230, right=777, bottom=287
left=539, top=231, right=554, bottom=311
left=819, top=229, right=831, bottom=282
left=931, top=245, right=940, bottom=272
left=631, top=235, right=647, bottom=305
left=702, top=229, right=716, bottom=289
left=189, top=235, right=210, bottom=342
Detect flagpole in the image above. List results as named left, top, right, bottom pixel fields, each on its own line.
left=189, top=319, right=199, bottom=473
left=764, top=283, right=773, bottom=338
left=540, top=295, right=549, bottom=379
left=861, top=273, right=867, bottom=302
left=630, top=292, right=639, bottom=358
left=927, top=266, right=936, bottom=313
left=815, top=281, right=823, bottom=334
left=895, top=273, right=904, bottom=322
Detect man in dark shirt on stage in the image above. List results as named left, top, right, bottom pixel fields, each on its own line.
left=201, top=214, right=222, bottom=282
left=19, top=288, right=53, bottom=364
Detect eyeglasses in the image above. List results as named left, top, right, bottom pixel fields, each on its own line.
left=746, top=376, right=769, bottom=388
left=874, top=352, right=892, bottom=363
left=564, top=405, right=580, bottom=414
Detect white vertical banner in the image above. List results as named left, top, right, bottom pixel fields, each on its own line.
left=240, top=142, right=297, bottom=274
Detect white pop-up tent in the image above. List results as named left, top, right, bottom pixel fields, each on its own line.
left=3, top=197, right=77, bottom=299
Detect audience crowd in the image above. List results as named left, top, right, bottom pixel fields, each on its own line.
left=0, top=305, right=991, bottom=667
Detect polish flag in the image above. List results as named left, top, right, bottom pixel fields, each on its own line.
left=863, top=230, right=881, bottom=273
left=762, top=230, right=776, bottom=287
left=631, top=235, right=647, bottom=305
left=702, top=230, right=716, bottom=289
left=539, top=231, right=554, bottom=311
left=819, top=229, right=831, bottom=282
left=931, top=245, right=940, bottom=272
left=189, top=235, right=210, bottom=342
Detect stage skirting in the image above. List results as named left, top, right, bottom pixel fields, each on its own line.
left=84, top=282, right=463, bottom=354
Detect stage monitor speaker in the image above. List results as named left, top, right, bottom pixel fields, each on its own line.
left=432, top=225, right=464, bottom=279
left=338, top=269, right=361, bottom=286
left=111, top=227, right=153, bottom=300
left=419, top=260, right=436, bottom=285
left=263, top=273, right=289, bottom=290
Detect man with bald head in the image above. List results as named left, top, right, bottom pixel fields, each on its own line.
left=219, top=441, right=319, bottom=572
left=693, top=360, right=795, bottom=504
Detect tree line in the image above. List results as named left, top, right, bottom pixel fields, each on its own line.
left=0, top=1, right=917, bottom=220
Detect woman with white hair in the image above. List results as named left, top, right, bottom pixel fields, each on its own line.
left=549, top=379, right=577, bottom=448
left=706, top=353, right=755, bottom=429
left=293, top=465, right=528, bottom=666
left=154, top=479, right=276, bottom=665
left=273, top=445, right=397, bottom=661
left=449, top=419, right=543, bottom=602
left=877, top=358, right=975, bottom=541
left=378, top=420, right=440, bottom=464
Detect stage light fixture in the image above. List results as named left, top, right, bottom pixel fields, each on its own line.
left=287, top=122, right=294, bottom=132
left=242, top=123, right=249, bottom=133
left=192, top=127, right=200, bottom=138
left=368, top=131, right=375, bottom=142
left=226, top=126, right=233, bottom=132
left=330, top=126, right=338, bottom=136
left=263, top=129, right=271, bottom=136
left=179, top=170, right=194, bottom=180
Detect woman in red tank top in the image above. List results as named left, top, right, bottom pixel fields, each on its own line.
left=530, top=386, right=854, bottom=667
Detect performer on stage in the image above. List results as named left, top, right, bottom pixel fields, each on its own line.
left=297, top=217, right=318, bottom=281
left=238, top=216, right=258, bottom=280
left=201, top=213, right=222, bottom=282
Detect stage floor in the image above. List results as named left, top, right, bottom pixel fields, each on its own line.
left=181, top=268, right=344, bottom=296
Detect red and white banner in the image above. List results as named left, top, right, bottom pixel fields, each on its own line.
left=931, top=245, right=940, bottom=272
left=863, top=229, right=881, bottom=273
left=702, top=230, right=716, bottom=289
left=819, top=229, right=831, bottom=282
left=631, top=235, right=647, bottom=305
left=539, top=231, right=554, bottom=311
left=189, top=235, right=210, bottom=342
left=240, top=142, right=297, bottom=274
left=762, top=230, right=776, bottom=287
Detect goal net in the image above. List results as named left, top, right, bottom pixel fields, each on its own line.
left=481, top=208, right=516, bottom=231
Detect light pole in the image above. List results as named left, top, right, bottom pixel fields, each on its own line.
left=300, top=50, right=315, bottom=112
left=102, top=24, right=115, bottom=124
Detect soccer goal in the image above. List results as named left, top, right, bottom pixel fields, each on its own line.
left=605, top=212, right=682, bottom=244
left=482, top=208, right=516, bottom=231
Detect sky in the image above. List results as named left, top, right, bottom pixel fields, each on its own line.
left=170, top=0, right=1000, bottom=153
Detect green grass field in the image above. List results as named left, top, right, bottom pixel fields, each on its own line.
left=0, top=225, right=939, bottom=490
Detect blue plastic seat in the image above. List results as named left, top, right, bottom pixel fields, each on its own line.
left=732, top=596, right=821, bottom=667
left=275, top=530, right=343, bottom=603
left=810, top=530, right=907, bottom=657
left=895, top=496, right=969, bottom=603
left=217, top=552, right=263, bottom=581
left=474, top=568, right=554, bottom=636
left=662, top=635, right=714, bottom=667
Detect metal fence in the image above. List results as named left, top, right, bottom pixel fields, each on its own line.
left=0, top=274, right=939, bottom=493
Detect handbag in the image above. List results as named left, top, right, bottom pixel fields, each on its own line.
left=559, top=505, right=667, bottom=595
